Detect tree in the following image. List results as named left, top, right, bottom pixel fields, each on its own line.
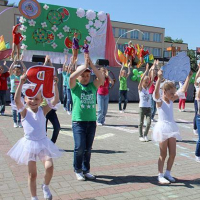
left=164, top=36, right=173, bottom=42
left=188, top=49, right=197, bottom=72
left=174, top=38, right=183, bottom=44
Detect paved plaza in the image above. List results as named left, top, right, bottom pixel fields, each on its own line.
left=0, top=102, right=200, bottom=200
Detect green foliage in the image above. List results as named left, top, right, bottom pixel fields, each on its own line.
left=188, top=49, right=197, bottom=72
left=164, top=36, right=184, bottom=44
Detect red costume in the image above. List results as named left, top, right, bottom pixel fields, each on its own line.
left=12, top=24, right=23, bottom=45
left=125, top=46, right=136, bottom=57
left=139, top=49, right=149, bottom=58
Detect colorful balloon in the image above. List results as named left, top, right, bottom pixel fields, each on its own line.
left=131, top=75, right=137, bottom=81
left=133, top=69, right=138, bottom=75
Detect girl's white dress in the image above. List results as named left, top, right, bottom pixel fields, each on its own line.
left=152, top=100, right=181, bottom=142
left=7, top=107, right=62, bottom=165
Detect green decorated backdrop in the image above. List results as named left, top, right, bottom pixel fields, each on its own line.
left=20, top=3, right=107, bottom=54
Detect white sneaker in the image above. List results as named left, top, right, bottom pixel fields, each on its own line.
left=14, top=123, right=18, bottom=128
left=97, top=122, right=102, bottom=126
left=182, top=109, right=185, bottom=112
left=193, top=129, right=198, bottom=136
left=195, top=156, right=200, bottom=163
left=164, top=174, right=176, bottom=183
left=119, top=110, right=123, bottom=113
left=42, top=184, right=52, bottom=199
left=31, top=197, right=39, bottom=200
left=144, top=136, right=149, bottom=142
left=67, top=111, right=72, bottom=115
left=84, top=173, right=96, bottom=180
left=75, top=172, right=85, bottom=181
left=179, top=109, right=182, bottom=112
left=158, top=175, right=170, bottom=184
left=139, top=137, right=145, bottom=142
left=18, top=122, right=23, bottom=128
left=151, top=119, right=156, bottom=122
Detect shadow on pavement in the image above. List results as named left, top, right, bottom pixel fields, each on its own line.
left=91, top=175, right=199, bottom=188
left=63, top=149, right=126, bottom=154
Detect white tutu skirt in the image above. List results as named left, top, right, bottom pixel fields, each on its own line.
left=7, top=137, right=62, bottom=165
left=152, top=120, right=182, bottom=142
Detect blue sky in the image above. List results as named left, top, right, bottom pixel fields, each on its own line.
left=14, top=0, right=199, bottom=49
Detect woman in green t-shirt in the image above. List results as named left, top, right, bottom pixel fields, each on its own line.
left=69, top=56, right=104, bottom=181
left=119, top=65, right=130, bottom=113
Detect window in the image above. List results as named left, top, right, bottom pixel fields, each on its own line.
left=164, top=48, right=171, bottom=58
left=152, top=48, right=161, bottom=57
left=144, top=46, right=152, bottom=54
left=142, top=32, right=150, bottom=41
left=153, top=33, right=161, bottom=42
left=118, top=28, right=127, bottom=38
left=14, top=14, right=21, bottom=25
left=130, top=30, right=139, bottom=39
left=112, top=28, right=115, bottom=37
left=118, top=44, right=126, bottom=52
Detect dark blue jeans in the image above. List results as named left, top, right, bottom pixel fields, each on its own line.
left=194, top=100, right=198, bottom=130
left=46, top=109, right=60, bottom=143
left=0, top=90, right=6, bottom=113
left=119, top=90, right=128, bottom=110
left=10, top=93, right=21, bottom=123
left=63, top=86, right=67, bottom=108
left=72, top=121, right=96, bottom=173
left=67, top=88, right=73, bottom=111
left=196, top=114, right=200, bottom=156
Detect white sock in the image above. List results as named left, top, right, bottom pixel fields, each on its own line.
left=158, top=173, right=164, bottom=177
left=43, top=184, right=49, bottom=189
left=31, top=197, right=38, bottom=200
left=165, top=170, right=170, bottom=176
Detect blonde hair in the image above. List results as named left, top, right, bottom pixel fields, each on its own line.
left=162, top=81, right=176, bottom=91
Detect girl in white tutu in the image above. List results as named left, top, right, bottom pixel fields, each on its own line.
left=152, top=70, right=192, bottom=184
left=7, top=73, right=61, bottom=200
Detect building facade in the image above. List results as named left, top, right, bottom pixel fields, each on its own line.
left=111, top=20, right=188, bottom=60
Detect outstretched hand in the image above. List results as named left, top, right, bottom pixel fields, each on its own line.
left=20, top=73, right=27, bottom=84
left=157, top=70, right=163, bottom=79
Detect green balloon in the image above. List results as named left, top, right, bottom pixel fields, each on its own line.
left=137, top=76, right=141, bottom=82
left=138, top=71, right=143, bottom=75
left=133, top=69, right=138, bottom=75
left=131, top=75, right=137, bottom=81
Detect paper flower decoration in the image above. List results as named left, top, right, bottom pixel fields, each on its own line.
left=76, top=8, right=85, bottom=18
left=57, top=32, right=64, bottom=39
left=97, top=11, right=107, bottom=21
left=19, top=16, right=26, bottom=23
left=21, top=44, right=27, bottom=50
left=63, top=25, right=70, bottom=32
left=51, top=25, right=58, bottom=32
left=89, top=21, right=93, bottom=26
left=41, top=22, right=47, bottom=28
left=86, top=10, right=96, bottom=21
left=89, top=28, right=97, bottom=37
left=86, top=36, right=92, bottom=42
left=94, top=20, right=102, bottom=29
left=20, top=25, right=27, bottom=32
left=43, top=4, right=49, bottom=10
left=51, top=43, right=57, bottom=49
left=85, top=24, right=90, bottom=29
left=63, top=48, right=69, bottom=54
left=28, top=19, right=36, bottom=27
left=22, top=35, right=26, bottom=41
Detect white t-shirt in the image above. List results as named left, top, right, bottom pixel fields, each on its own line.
left=195, top=85, right=199, bottom=100
left=139, top=87, right=151, bottom=108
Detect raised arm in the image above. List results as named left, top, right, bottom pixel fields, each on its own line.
left=105, top=69, right=114, bottom=85
left=12, top=23, right=21, bottom=34
left=20, top=55, right=27, bottom=73
left=126, top=65, right=130, bottom=78
left=9, top=57, right=17, bottom=75
left=43, top=55, right=53, bottom=67
left=154, top=70, right=163, bottom=107
left=3, top=61, right=9, bottom=71
left=43, top=76, right=60, bottom=116
left=119, top=65, right=124, bottom=80
left=14, top=74, right=27, bottom=118
left=138, top=63, right=149, bottom=91
left=90, top=58, right=104, bottom=88
left=63, top=54, right=68, bottom=71
left=181, top=71, right=193, bottom=93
